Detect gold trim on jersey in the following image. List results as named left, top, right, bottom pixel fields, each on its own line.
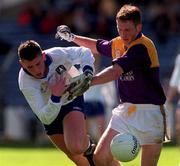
left=111, top=37, right=126, bottom=59
left=111, top=34, right=159, bottom=68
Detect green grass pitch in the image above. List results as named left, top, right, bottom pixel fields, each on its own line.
left=0, top=144, right=179, bottom=166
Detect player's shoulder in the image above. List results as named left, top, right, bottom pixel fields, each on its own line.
left=129, top=34, right=156, bottom=53
left=112, top=36, right=122, bottom=41
left=43, top=47, right=67, bottom=63
left=133, top=34, right=154, bottom=46
left=44, top=46, right=82, bottom=56
left=44, top=47, right=65, bottom=57
left=112, top=36, right=124, bottom=45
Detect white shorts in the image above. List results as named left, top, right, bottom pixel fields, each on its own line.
left=177, top=99, right=180, bottom=108
left=108, top=103, right=164, bottom=145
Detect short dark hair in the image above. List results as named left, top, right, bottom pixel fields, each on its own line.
left=18, top=40, right=42, bottom=61
left=116, top=4, right=142, bottom=25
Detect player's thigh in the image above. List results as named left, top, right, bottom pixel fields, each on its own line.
left=94, top=127, right=119, bottom=161
left=63, top=111, right=87, bottom=146
left=141, top=143, right=162, bottom=166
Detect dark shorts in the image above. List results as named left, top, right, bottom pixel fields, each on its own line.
left=44, top=96, right=84, bottom=135
left=84, top=101, right=105, bottom=117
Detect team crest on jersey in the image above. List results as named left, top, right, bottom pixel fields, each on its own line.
left=56, top=65, right=66, bottom=75
left=40, top=82, right=49, bottom=93
left=115, top=49, right=121, bottom=58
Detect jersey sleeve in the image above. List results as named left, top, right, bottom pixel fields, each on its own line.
left=52, top=46, right=95, bottom=72
left=96, top=39, right=112, bottom=57
left=21, top=87, right=63, bottom=125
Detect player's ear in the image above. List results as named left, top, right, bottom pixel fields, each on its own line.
left=136, top=24, right=142, bottom=32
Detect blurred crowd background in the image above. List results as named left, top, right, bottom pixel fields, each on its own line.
left=0, top=0, right=180, bottom=144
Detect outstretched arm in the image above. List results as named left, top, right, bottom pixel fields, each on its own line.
left=74, top=35, right=98, bottom=54
left=91, top=64, right=123, bottom=86
left=56, top=25, right=98, bottom=54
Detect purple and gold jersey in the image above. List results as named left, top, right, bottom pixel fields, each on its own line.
left=96, top=33, right=166, bottom=105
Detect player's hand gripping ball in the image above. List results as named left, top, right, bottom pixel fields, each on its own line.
left=65, top=71, right=93, bottom=100
left=110, top=133, right=140, bottom=162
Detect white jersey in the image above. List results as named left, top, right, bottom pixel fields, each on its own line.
left=169, top=53, right=180, bottom=93
left=18, top=46, right=95, bottom=125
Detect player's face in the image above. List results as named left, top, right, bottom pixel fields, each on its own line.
left=116, top=20, right=142, bottom=47
left=20, top=56, right=46, bottom=79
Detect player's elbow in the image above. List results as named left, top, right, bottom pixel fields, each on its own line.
left=38, top=115, right=54, bottom=125
left=40, top=118, right=52, bottom=125
left=113, top=64, right=123, bottom=79
left=113, top=70, right=120, bottom=80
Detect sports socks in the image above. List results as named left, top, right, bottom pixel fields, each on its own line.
left=84, top=137, right=96, bottom=166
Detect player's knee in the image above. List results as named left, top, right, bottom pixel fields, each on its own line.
left=94, top=148, right=118, bottom=166
left=67, top=141, right=86, bottom=154
left=66, top=153, right=82, bottom=165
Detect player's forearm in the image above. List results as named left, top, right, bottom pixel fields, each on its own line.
left=91, top=65, right=122, bottom=86
left=74, top=35, right=98, bottom=54
left=22, top=89, right=62, bottom=125
left=56, top=25, right=98, bottom=54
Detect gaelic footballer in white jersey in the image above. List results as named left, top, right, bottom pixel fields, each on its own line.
left=18, top=46, right=95, bottom=125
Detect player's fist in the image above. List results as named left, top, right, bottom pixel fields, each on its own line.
left=55, top=25, right=75, bottom=42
